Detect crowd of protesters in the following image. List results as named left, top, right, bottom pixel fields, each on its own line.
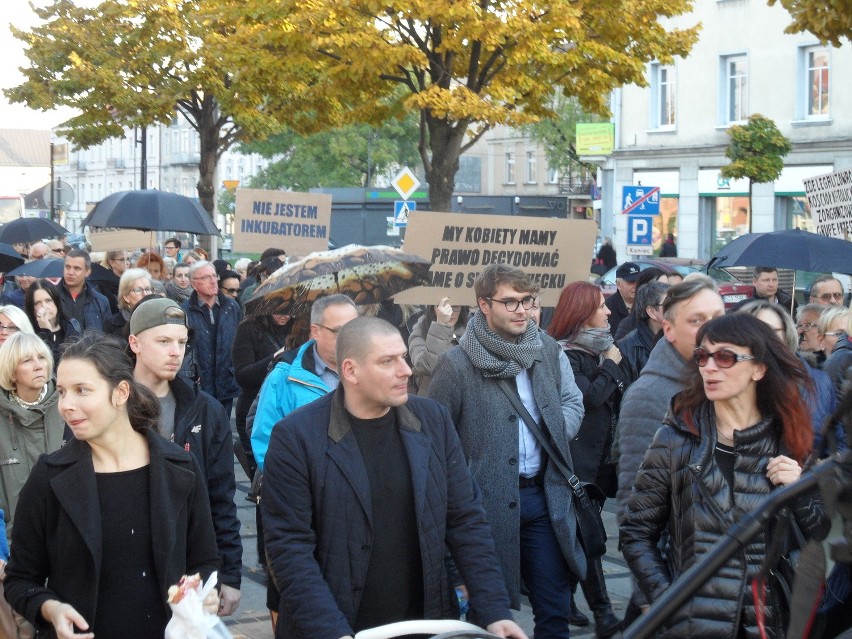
left=0, top=234, right=848, bottom=639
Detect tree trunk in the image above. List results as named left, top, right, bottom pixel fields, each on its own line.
left=196, top=96, right=221, bottom=254
left=421, top=112, right=469, bottom=212
left=747, top=179, right=753, bottom=234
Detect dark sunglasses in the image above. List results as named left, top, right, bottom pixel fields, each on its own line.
left=221, top=287, right=240, bottom=295
left=693, top=347, right=755, bottom=368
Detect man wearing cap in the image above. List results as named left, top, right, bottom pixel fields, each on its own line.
left=128, top=298, right=243, bottom=616
left=605, top=262, right=640, bottom=337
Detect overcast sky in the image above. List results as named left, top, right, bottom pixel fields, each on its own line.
left=2, top=0, right=77, bottom=131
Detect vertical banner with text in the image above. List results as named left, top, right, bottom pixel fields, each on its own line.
left=394, top=212, right=597, bottom=307
left=234, top=189, right=332, bottom=255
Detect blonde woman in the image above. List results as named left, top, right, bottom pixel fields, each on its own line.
left=823, top=302, right=852, bottom=398
left=0, top=332, right=64, bottom=639
left=104, top=269, right=154, bottom=338
left=0, top=306, right=34, bottom=349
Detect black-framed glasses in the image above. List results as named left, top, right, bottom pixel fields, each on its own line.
left=51, top=248, right=65, bottom=254
left=221, top=287, right=240, bottom=295
left=485, top=296, right=536, bottom=312
left=693, top=347, right=755, bottom=368
left=316, top=323, right=343, bottom=335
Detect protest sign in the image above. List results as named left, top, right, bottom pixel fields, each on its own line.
left=233, top=189, right=332, bottom=254
left=394, top=212, right=597, bottom=306
left=804, top=169, right=852, bottom=239
left=87, top=228, right=156, bottom=252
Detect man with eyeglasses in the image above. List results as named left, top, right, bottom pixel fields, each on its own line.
left=181, top=260, right=243, bottom=418
left=605, top=262, right=640, bottom=337
left=48, top=240, right=65, bottom=257
left=28, top=242, right=49, bottom=261
left=57, top=248, right=112, bottom=332
left=614, top=275, right=724, bottom=626
left=250, top=294, right=358, bottom=630
left=796, top=303, right=829, bottom=368
left=428, top=263, right=585, bottom=639
left=808, top=275, right=846, bottom=306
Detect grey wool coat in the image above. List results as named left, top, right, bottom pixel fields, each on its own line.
left=428, top=331, right=586, bottom=607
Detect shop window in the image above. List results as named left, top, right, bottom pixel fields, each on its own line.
left=783, top=196, right=815, bottom=232
left=711, top=195, right=750, bottom=254
left=653, top=197, right=679, bottom=253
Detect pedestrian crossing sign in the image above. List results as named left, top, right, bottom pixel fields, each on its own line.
left=394, top=200, right=415, bottom=227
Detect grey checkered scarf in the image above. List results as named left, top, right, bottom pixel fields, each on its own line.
left=460, top=311, right=542, bottom=378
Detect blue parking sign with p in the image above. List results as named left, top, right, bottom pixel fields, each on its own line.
left=627, top=215, right=655, bottom=245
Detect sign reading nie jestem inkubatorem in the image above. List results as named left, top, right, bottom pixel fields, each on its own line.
left=803, top=169, right=852, bottom=239
left=394, top=212, right=598, bottom=307
left=233, top=189, right=332, bottom=255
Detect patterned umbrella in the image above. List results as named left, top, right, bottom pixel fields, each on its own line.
left=246, top=244, right=431, bottom=316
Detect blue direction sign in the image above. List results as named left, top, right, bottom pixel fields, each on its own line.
left=394, top=200, right=415, bottom=227
left=627, top=215, right=655, bottom=245
left=622, top=186, right=660, bottom=215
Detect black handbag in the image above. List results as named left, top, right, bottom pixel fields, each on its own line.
left=496, top=379, right=608, bottom=558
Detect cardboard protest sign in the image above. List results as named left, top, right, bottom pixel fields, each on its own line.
left=394, top=212, right=597, bottom=306
left=87, top=228, right=156, bottom=252
left=804, top=169, right=852, bottom=239
left=234, top=189, right=332, bottom=254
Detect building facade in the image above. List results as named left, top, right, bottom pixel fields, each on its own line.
left=600, top=0, right=852, bottom=260
left=53, top=115, right=270, bottom=233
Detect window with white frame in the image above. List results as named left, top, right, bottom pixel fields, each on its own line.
left=649, top=63, right=676, bottom=128
left=805, top=46, right=829, bottom=117
left=505, top=152, right=515, bottom=184
left=526, top=151, right=537, bottom=183
left=722, top=55, right=748, bottom=124
left=547, top=165, right=559, bottom=184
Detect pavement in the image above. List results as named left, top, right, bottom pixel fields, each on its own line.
left=223, top=453, right=631, bottom=639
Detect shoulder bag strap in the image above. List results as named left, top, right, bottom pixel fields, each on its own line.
left=496, top=378, right=591, bottom=505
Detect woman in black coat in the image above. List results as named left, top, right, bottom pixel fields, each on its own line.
left=548, top=281, right=627, bottom=638
left=620, top=314, right=829, bottom=639
left=3, top=333, right=219, bottom=639
left=232, top=312, right=291, bottom=478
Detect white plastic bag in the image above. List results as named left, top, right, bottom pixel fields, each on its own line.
left=164, top=571, right=233, bottom=639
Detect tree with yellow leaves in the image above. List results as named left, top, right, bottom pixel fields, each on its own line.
left=213, top=0, right=700, bottom=210
left=5, top=0, right=282, bottom=217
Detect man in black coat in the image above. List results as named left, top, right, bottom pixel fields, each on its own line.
left=729, top=266, right=797, bottom=316
left=128, top=298, right=243, bottom=616
left=262, top=316, right=526, bottom=639
left=605, top=262, right=640, bottom=337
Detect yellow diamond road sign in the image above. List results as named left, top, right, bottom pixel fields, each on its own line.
left=392, top=167, right=420, bottom=201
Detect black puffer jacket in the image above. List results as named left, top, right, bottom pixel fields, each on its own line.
left=620, top=400, right=829, bottom=639
left=617, top=321, right=659, bottom=387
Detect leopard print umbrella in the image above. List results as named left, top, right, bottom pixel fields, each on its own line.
left=245, top=244, right=430, bottom=316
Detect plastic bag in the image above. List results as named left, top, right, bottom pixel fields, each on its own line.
left=164, top=571, right=233, bottom=639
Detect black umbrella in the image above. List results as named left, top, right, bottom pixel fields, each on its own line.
left=708, top=229, right=852, bottom=274
left=4, top=258, right=64, bottom=279
left=86, top=262, right=117, bottom=283
left=0, top=243, right=25, bottom=273
left=0, top=217, right=69, bottom=244
left=83, top=190, right=220, bottom=236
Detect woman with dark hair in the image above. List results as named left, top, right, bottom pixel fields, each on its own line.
left=613, top=267, right=669, bottom=341
left=25, top=280, right=80, bottom=363
left=232, top=311, right=291, bottom=479
left=620, top=314, right=830, bottom=639
left=547, top=280, right=625, bottom=638
left=3, top=332, right=219, bottom=639
left=408, top=296, right=469, bottom=395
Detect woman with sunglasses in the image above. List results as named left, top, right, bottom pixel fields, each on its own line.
left=104, top=269, right=155, bottom=338
left=408, top=296, right=469, bottom=395
left=620, top=313, right=829, bottom=639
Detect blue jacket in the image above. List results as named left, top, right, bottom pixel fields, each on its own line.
left=261, top=390, right=513, bottom=639
left=182, top=291, right=243, bottom=401
left=251, top=340, right=329, bottom=472
left=171, top=375, right=242, bottom=589
left=57, top=281, right=112, bottom=332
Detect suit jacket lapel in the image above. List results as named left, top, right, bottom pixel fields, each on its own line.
left=50, top=453, right=101, bottom=569
left=399, top=406, right=428, bottom=524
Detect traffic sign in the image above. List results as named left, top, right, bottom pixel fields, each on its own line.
left=627, top=214, right=655, bottom=246
left=622, top=186, right=660, bottom=215
left=394, top=200, right=415, bottom=227
left=391, top=167, right=421, bottom=201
